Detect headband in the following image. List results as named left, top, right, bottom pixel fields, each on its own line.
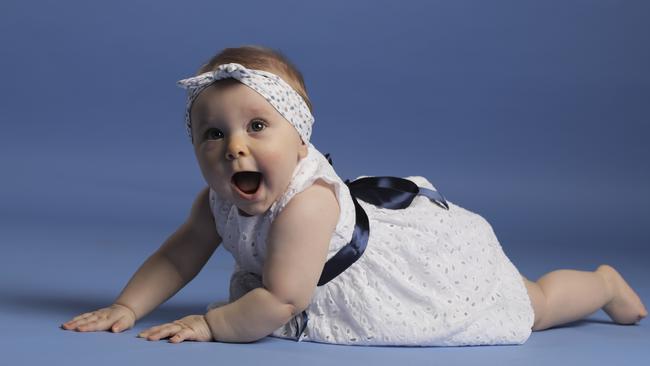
left=176, top=62, right=314, bottom=144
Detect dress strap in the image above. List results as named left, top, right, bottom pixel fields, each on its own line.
left=317, top=153, right=450, bottom=286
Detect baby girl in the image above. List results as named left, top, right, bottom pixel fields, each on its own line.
left=61, top=45, right=647, bottom=346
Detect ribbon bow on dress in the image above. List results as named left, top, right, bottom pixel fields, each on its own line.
left=317, top=153, right=449, bottom=286
left=289, top=153, right=451, bottom=341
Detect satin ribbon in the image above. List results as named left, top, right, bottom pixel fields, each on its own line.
left=292, top=153, right=450, bottom=340
left=316, top=153, right=449, bottom=287
left=291, top=153, right=451, bottom=341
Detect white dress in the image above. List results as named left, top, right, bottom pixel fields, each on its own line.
left=206, top=142, right=535, bottom=346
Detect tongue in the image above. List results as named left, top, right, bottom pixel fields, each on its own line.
left=233, top=172, right=261, bottom=194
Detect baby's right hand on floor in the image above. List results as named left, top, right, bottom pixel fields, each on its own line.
left=61, top=303, right=136, bottom=333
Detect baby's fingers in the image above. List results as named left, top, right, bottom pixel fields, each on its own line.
left=68, top=315, right=117, bottom=332
left=62, top=313, right=94, bottom=329
left=111, top=316, right=133, bottom=333
left=169, top=328, right=195, bottom=343
left=68, top=312, right=93, bottom=323
left=76, top=317, right=113, bottom=332
left=62, top=314, right=99, bottom=330
left=141, top=324, right=181, bottom=341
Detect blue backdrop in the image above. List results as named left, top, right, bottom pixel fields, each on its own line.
left=1, top=1, right=648, bottom=365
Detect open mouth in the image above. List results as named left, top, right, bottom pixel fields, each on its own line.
left=231, top=171, right=263, bottom=195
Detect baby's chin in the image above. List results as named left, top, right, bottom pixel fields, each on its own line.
left=237, top=207, right=256, bottom=217
left=236, top=201, right=276, bottom=217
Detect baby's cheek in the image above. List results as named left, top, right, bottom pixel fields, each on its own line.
left=196, top=158, right=223, bottom=183
left=199, top=167, right=219, bottom=188
left=267, top=152, right=295, bottom=184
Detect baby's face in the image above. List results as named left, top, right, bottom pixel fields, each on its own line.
left=191, top=80, right=308, bottom=217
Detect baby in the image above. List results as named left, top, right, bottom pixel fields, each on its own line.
left=61, top=45, right=647, bottom=346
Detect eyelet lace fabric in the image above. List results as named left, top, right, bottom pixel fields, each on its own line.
left=206, top=142, right=534, bottom=346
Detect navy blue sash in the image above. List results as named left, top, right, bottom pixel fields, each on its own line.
left=292, top=153, right=451, bottom=341
left=316, top=153, right=449, bottom=286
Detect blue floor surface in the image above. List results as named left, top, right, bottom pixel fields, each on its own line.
left=1, top=219, right=648, bottom=366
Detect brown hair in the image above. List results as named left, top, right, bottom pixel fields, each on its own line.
left=196, top=45, right=314, bottom=114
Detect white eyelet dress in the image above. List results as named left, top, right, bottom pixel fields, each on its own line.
left=206, top=142, right=535, bottom=346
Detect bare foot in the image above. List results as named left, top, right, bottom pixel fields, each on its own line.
left=597, top=264, right=648, bottom=324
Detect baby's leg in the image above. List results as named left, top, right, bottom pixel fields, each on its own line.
left=523, top=265, right=648, bottom=331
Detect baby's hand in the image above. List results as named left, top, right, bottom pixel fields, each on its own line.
left=61, top=303, right=136, bottom=333
left=138, top=315, right=213, bottom=343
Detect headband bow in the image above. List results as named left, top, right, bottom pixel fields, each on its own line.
left=177, top=62, right=314, bottom=144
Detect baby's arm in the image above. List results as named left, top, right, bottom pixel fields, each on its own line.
left=63, top=186, right=221, bottom=332
left=205, top=179, right=340, bottom=342
left=115, top=186, right=222, bottom=320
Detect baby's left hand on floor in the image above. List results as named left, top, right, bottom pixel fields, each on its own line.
left=138, top=314, right=213, bottom=343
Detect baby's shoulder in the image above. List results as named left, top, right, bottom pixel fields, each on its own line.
left=277, top=178, right=341, bottom=226
left=267, top=179, right=340, bottom=262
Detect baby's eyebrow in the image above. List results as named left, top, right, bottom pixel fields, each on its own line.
left=195, top=116, right=221, bottom=129
left=246, top=105, right=268, bottom=116
left=194, top=105, right=270, bottom=128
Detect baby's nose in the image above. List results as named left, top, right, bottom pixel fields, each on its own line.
left=226, top=141, right=248, bottom=160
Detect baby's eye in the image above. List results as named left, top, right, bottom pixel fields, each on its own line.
left=204, top=128, right=223, bottom=140
left=250, top=120, right=266, bottom=132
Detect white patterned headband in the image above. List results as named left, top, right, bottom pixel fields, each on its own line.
left=176, top=62, right=314, bottom=144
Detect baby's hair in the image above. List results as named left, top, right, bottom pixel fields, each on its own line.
left=196, top=45, right=314, bottom=115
